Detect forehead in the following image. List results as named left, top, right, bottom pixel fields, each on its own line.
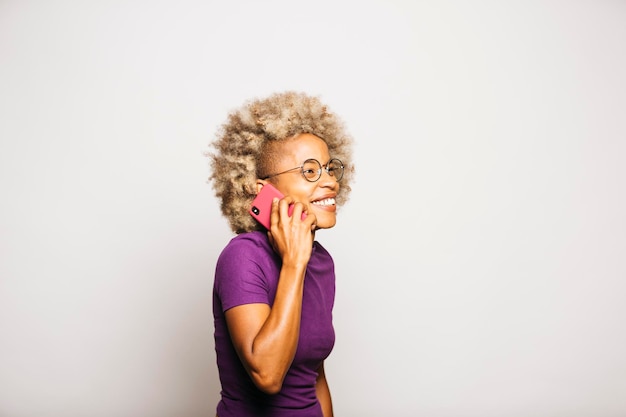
left=276, top=133, right=330, bottom=167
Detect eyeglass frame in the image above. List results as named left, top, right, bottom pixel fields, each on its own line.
left=261, top=158, right=344, bottom=182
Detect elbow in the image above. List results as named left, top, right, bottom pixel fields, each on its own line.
left=251, top=372, right=284, bottom=395
left=258, top=382, right=283, bottom=396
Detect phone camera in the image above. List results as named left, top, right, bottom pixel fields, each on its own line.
left=252, top=206, right=260, bottom=215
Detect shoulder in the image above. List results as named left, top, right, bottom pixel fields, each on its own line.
left=214, top=232, right=279, bottom=310
left=218, top=231, right=273, bottom=260
left=215, top=231, right=278, bottom=281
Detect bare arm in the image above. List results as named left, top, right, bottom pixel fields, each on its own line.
left=225, top=198, right=316, bottom=394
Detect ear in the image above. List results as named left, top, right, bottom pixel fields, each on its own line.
left=255, top=179, right=268, bottom=195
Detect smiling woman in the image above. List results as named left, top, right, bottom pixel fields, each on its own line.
left=206, top=91, right=355, bottom=417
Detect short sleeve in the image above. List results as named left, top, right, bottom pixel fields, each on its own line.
left=214, top=234, right=276, bottom=312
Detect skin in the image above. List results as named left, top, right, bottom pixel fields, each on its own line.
left=223, top=133, right=338, bottom=416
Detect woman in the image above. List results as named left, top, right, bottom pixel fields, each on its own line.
left=207, top=91, right=354, bottom=417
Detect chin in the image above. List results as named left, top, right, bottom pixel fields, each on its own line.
left=315, top=217, right=337, bottom=230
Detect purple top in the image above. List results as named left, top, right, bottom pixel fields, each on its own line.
left=213, top=231, right=336, bottom=417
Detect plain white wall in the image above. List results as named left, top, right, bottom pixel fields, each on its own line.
left=1, top=1, right=625, bottom=416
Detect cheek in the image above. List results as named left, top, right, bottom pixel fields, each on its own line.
left=284, top=183, right=316, bottom=200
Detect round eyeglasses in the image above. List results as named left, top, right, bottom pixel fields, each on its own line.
left=262, top=158, right=344, bottom=182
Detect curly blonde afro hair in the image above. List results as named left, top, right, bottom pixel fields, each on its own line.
left=207, top=91, right=355, bottom=234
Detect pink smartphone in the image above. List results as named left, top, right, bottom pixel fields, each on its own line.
left=249, top=183, right=305, bottom=229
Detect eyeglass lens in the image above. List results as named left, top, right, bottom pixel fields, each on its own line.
left=302, top=159, right=344, bottom=182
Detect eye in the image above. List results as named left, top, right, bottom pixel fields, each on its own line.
left=302, top=168, right=319, bottom=180
left=301, top=160, right=322, bottom=180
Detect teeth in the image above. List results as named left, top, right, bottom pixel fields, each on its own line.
left=312, top=198, right=336, bottom=206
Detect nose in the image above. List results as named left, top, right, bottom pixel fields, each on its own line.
left=318, top=168, right=339, bottom=188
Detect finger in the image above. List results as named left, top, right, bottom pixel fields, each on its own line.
left=289, top=201, right=306, bottom=221
left=277, top=197, right=294, bottom=220
left=269, top=197, right=280, bottom=228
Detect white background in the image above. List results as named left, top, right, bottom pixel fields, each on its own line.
left=1, top=1, right=625, bottom=416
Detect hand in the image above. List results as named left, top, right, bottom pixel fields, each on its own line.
left=267, top=196, right=317, bottom=268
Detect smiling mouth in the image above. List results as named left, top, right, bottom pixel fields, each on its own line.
left=312, top=197, right=336, bottom=207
